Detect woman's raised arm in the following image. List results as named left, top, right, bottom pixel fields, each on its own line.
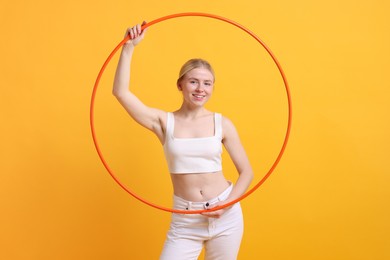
left=112, top=24, right=166, bottom=142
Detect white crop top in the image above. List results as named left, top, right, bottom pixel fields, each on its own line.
left=163, top=112, right=223, bottom=174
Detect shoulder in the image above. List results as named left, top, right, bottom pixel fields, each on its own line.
left=221, top=114, right=235, bottom=127
left=221, top=114, right=238, bottom=139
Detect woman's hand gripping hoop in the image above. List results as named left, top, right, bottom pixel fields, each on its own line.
left=90, top=12, right=292, bottom=214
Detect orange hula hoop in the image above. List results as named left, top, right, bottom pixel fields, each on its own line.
left=90, top=12, right=292, bottom=214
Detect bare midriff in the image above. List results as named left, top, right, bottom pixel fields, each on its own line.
left=170, top=171, right=230, bottom=202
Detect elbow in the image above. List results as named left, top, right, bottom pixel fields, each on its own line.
left=245, top=168, right=254, bottom=183
left=112, top=91, right=119, bottom=99
left=112, top=88, right=121, bottom=97
left=238, top=166, right=254, bottom=183
left=112, top=89, right=126, bottom=100
left=112, top=81, right=128, bottom=98
left=248, top=170, right=254, bottom=183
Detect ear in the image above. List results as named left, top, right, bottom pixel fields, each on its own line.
left=177, top=81, right=182, bottom=91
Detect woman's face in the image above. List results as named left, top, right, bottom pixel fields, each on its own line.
left=178, top=67, right=215, bottom=107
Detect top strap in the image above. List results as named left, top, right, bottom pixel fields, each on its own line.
left=215, top=113, right=222, bottom=138
left=166, top=112, right=174, bottom=137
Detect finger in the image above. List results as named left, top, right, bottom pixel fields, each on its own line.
left=202, top=210, right=221, bottom=218
left=129, top=28, right=135, bottom=39
left=133, top=26, right=139, bottom=38
left=207, top=214, right=220, bottom=218
left=125, top=28, right=131, bottom=39
left=133, top=26, right=140, bottom=38
left=140, top=21, right=147, bottom=36
left=211, top=209, right=223, bottom=217
left=136, top=24, right=141, bottom=35
left=141, top=21, right=147, bottom=31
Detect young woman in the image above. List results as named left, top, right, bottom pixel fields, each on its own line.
left=113, top=23, right=254, bottom=260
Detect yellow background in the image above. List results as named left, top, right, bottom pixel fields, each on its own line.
left=1, top=0, right=389, bottom=259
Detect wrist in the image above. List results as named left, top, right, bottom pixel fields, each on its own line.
left=121, top=43, right=135, bottom=55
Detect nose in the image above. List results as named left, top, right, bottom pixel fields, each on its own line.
left=195, top=84, right=204, bottom=92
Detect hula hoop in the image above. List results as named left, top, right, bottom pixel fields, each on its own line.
left=90, top=12, right=292, bottom=214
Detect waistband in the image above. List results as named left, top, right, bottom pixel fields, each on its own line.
left=173, top=182, right=233, bottom=211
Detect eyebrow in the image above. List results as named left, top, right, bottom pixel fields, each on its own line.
left=188, top=77, right=213, bottom=82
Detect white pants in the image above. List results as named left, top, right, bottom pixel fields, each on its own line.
left=160, top=184, right=244, bottom=260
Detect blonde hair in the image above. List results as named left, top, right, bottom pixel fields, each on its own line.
left=177, top=58, right=215, bottom=85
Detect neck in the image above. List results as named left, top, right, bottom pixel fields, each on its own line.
left=176, top=104, right=208, bottom=119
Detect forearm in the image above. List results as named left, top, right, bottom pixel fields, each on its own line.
left=227, top=169, right=254, bottom=203
left=112, top=44, right=134, bottom=97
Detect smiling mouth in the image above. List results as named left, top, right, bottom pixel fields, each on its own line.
left=192, top=94, right=206, bottom=98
